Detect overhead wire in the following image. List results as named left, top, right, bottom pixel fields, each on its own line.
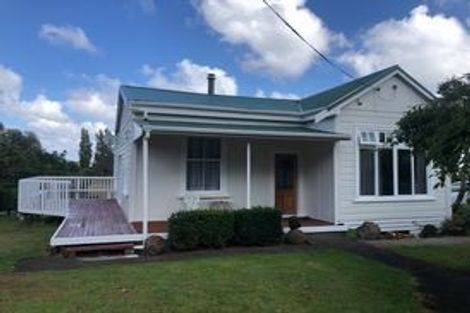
left=262, top=0, right=356, bottom=79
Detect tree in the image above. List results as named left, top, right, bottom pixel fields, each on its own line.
left=92, top=129, right=114, bottom=176
left=78, top=128, right=92, bottom=172
left=395, top=74, right=470, bottom=211
left=0, top=124, right=79, bottom=213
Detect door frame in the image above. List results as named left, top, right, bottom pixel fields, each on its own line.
left=274, top=152, right=299, bottom=215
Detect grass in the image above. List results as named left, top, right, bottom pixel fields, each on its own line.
left=0, top=216, right=426, bottom=313
left=391, top=243, right=470, bottom=272
left=0, top=216, right=56, bottom=272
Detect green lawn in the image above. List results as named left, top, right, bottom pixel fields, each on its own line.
left=391, top=243, right=470, bottom=272
left=0, top=216, right=426, bottom=313
left=0, top=216, right=56, bottom=272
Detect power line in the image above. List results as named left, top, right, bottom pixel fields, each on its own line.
left=262, top=0, right=355, bottom=79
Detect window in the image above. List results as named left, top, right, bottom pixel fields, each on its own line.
left=358, top=131, right=428, bottom=197
left=398, top=149, right=412, bottom=195
left=378, top=148, right=393, bottom=195
left=360, top=149, right=375, bottom=195
left=186, top=138, right=221, bottom=191
left=414, top=153, right=428, bottom=194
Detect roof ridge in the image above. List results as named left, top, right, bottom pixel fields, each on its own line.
left=120, top=84, right=300, bottom=105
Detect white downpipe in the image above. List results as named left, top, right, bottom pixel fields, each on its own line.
left=142, top=130, right=150, bottom=242
left=246, top=141, right=251, bottom=209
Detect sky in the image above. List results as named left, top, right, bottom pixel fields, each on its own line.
left=1, top=0, right=470, bottom=159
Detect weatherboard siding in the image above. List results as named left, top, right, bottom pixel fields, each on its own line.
left=127, top=135, right=334, bottom=222
left=334, top=75, right=449, bottom=230
left=114, top=102, right=135, bottom=220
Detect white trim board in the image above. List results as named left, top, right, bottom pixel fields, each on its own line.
left=50, top=234, right=143, bottom=247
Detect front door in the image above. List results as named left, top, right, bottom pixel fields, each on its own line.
left=275, top=154, right=298, bottom=215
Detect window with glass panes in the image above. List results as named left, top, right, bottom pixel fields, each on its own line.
left=186, top=138, right=221, bottom=191
left=358, top=131, right=427, bottom=197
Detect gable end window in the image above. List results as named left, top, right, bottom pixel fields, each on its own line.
left=186, top=137, right=221, bottom=191
left=358, top=131, right=428, bottom=197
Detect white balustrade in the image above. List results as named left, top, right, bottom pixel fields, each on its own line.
left=17, top=176, right=115, bottom=216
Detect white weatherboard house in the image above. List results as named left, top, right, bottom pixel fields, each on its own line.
left=18, top=65, right=452, bottom=248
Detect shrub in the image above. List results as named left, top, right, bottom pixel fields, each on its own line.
left=168, top=209, right=234, bottom=251
left=419, top=224, right=439, bottom=238
left=441, top=205, right=470, bottom=236
left=233, top=207, right=283, bottom=246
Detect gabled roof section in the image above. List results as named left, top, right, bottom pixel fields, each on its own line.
left=120, top=85, right=302, bottom=113
left=299, top=65, right=400, bottom=112
left=119, top=65, right=434, bottom=118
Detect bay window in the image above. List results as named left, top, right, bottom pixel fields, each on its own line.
left=186, top=137, right=221, bottom=191
left=358, top=130, right=428, bottom=197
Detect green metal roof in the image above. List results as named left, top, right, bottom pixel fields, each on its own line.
left=120, top=85, right=302, bottom=112
left=300, top=65, right=399, bottom=111
left=120, top=65, right=411, bottom=114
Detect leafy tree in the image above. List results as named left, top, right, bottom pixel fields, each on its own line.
left=78, top=128, right=92, bottom=172
left=0, top=124, right=79, bottom=213
left=92, top=129, right=114, bottom=176
left=395, top=74, right=470, bottom=211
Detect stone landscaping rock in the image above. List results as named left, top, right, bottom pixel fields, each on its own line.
left=285, top=229, right=313, bottom=245
left=287, top=216, right=301, bottom=230
left=144, top=235, right=166, bottom=256
left=420, top=224, right=439, bottom=238
left=356, top=222, right=381, bottom=240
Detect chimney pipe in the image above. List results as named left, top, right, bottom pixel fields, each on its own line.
left=207, top=73, right=216, bottom=95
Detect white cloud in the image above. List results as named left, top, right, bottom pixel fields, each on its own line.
left=340, top=5, right=470, bottom=90
left=0, top=65, right=22, bottom=109
left=39, top=24, right=98, bottom=53
left=0, top=65, right=113, bottom=159
left=23, top=95, right=69, bottom=123
left=65, top=74, right=120, bottom=124
left=194, top=0, right=344, bottom=78
left=141, top=59, right=238, bottom=95
left=254, top=89, right=300, bottom=99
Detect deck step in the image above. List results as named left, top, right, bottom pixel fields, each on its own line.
left=61, top=243, right=135, bottom=258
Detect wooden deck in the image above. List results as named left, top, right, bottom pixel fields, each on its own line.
left=51, top=199, right=141, bottom=246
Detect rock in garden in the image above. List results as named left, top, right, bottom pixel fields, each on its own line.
left=287, top=216, right=301, bottom=230
left=356, top=222, right=381, bottom=240
left=420, top=224, right=439, bottom=238
left=285, top=229, right=313, bottom=245
left=144, top=235, right=166, bottom=256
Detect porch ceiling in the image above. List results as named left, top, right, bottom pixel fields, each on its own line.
left=138, top=120, right=350, bottom=141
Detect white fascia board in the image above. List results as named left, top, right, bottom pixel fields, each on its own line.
left=138, top=114, right=300, bottom=128
left=143, top=125, right=350, bottom=140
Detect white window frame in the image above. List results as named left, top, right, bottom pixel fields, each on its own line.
left=355, top=129, right=434, bottom=203
left=179, top=137, right=228, bottom=198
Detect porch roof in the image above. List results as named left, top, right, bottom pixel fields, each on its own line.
left=139, top=120, right=350, bottom=140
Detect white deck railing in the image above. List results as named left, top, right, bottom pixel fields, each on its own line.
left=17, top=176, right=115, bottom=217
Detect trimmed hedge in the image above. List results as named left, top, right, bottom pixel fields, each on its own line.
left=168, top=207, right=283, bottom=251
left=168, top=209, right=234, bottom=251
left=233, top=207, right=283, bottom=246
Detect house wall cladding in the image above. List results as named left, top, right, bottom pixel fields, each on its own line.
left=334, top=75, right=450, bottom=230
left=127, top=135, right=335, bottom=222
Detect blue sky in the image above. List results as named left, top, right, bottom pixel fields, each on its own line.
left=1, top=0, right=469, bottom=159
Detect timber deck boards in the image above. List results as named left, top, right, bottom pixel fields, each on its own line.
left=55, top=199, right=137, bottom=238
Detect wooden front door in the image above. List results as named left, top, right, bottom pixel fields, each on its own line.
left=275, top=154, right=298, bottom=214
